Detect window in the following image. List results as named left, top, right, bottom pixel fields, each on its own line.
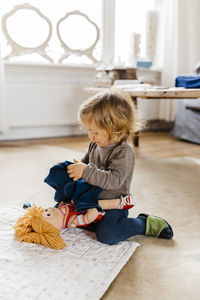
left=0, top=0, right=158, bottom=66
left=114, top=0, right=156, bottom=65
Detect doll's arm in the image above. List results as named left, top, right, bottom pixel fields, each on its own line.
left=70, top=208, right=99, bottom=228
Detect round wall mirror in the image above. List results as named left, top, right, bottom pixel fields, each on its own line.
left=59, top=14, right=97, bottom=50
left=6, top=9, right=50, bottom=49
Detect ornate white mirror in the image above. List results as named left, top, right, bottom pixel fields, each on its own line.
left=2, top=3, right=53, bottom=62
left=57, top=10, right=100, bottom=63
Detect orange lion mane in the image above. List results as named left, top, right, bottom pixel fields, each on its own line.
left=14, top=205, right=66, bottom=250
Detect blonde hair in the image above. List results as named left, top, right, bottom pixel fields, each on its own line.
left=14, top=206, right=66, bottom=250
left=79, top=88, right=142, bottom=143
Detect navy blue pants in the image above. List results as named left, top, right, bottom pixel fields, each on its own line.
left=84, top=209, right=145, bottom=245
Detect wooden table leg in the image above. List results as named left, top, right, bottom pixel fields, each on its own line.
left=131, top=97, right=139, bottom=147
left=133, top=133, right=139, bottom=147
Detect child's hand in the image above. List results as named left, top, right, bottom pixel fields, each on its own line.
left=67, top=159, right=86, bottom=181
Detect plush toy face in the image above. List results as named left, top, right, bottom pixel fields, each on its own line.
left=42, top=207, right=63, bottom=230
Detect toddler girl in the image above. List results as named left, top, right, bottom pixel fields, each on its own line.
left=67, top=88, right=173, bottom=244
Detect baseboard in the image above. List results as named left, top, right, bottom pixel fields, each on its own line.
left=0, top=120, right=174, bottom=141
left=0, top=124, right=84, bottom=141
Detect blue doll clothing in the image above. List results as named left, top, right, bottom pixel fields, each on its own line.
left=44, top=161, right=102, bottom=212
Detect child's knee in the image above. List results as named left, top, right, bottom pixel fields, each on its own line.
left=96, top=228, right=119, bottom=245
left=95, top=210, right=128, bottom=245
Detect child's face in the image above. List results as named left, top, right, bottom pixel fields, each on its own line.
left=83, top=121, right=111, bottom=147
left=42, top=207, right=63, bottom=230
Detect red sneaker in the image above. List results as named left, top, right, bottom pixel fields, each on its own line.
left=120, top=195, right=135, bottom=210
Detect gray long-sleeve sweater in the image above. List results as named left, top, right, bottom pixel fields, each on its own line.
left=81, top=140, right=135, bottom=199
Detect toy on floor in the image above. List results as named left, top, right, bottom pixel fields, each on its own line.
left=15, top=157, right=135, bottom=250
left=14, top=205, right=66, bottom=250
left=14, top=202, right=104, bottom=250
left=14, top=194, right=135, bottom=250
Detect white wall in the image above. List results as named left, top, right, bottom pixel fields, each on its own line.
left=0, top=63, right=96, bottom=140
left=0, top=63, right=161, bottom=140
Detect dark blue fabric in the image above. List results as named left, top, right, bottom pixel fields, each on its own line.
left=175, top=75, right=200, bottom=88
left=83, top=209, right=145, bottom=245
left=44, top=161, right=102, bottom=212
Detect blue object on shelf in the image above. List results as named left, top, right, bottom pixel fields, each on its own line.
left=175, top=75, right=200, bottom=88
left=136, top=61, right=152, bottom=68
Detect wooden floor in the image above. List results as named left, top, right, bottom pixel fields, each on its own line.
left=0, top=132, right=199, bottom=159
